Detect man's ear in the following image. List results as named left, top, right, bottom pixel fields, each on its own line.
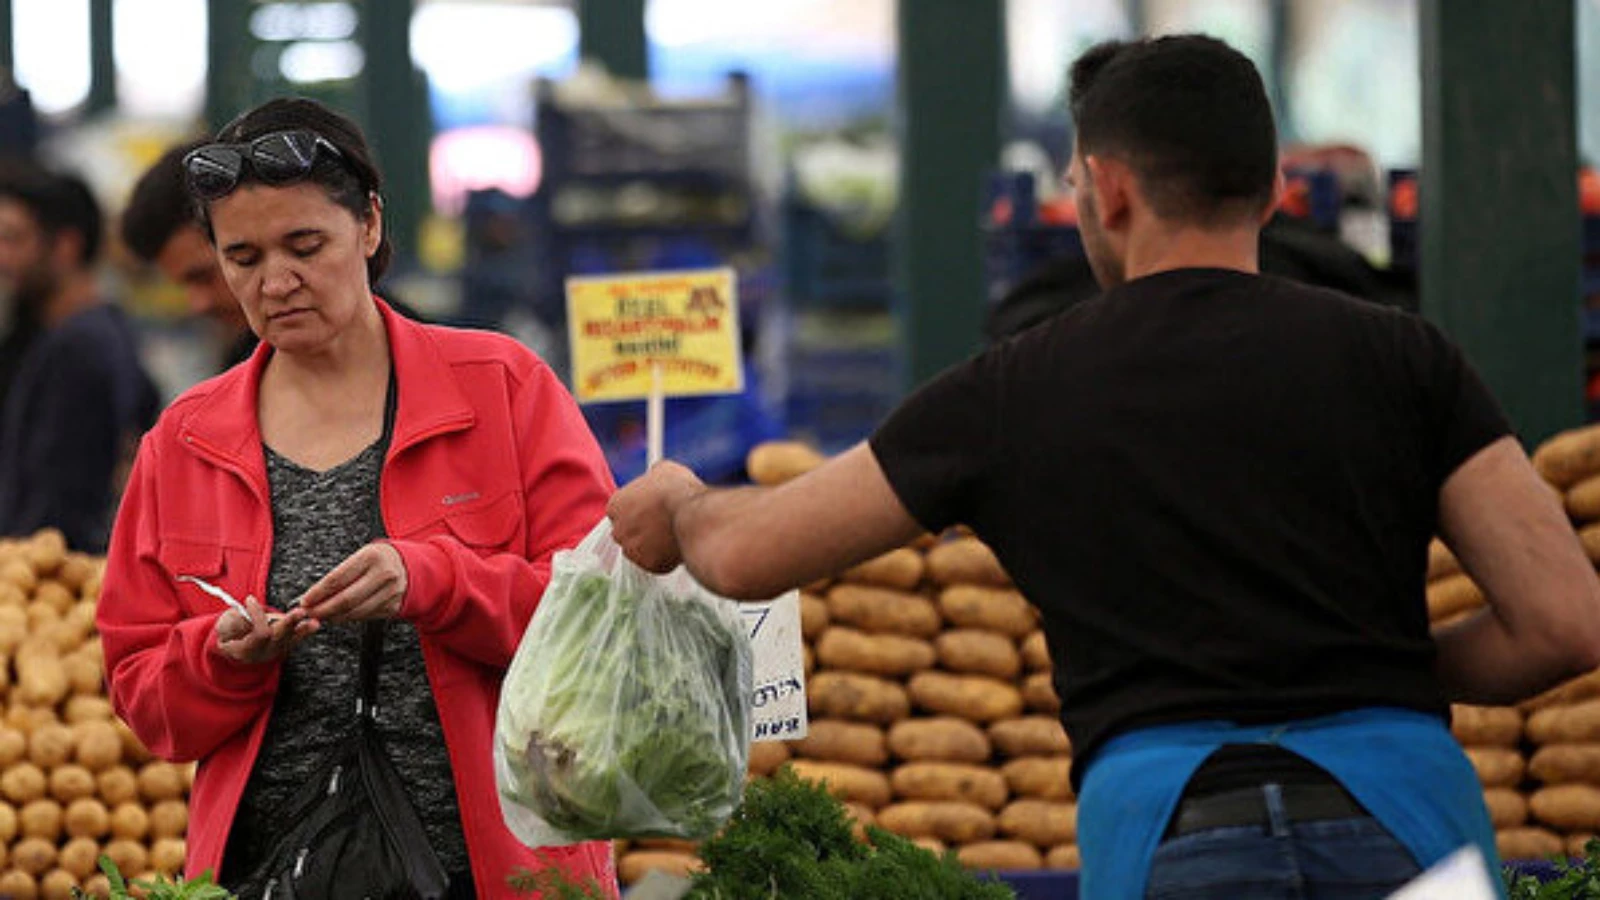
left=1085, top=154, right=1132, bottom=229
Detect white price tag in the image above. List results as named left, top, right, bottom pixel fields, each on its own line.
left=740, top=591, right=808, bottom=742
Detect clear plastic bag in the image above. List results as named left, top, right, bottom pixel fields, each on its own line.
left=496, top=520, right=753, bottom=847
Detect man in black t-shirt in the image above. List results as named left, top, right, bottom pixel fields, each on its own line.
left=608, top=35, right=1600, bottom=898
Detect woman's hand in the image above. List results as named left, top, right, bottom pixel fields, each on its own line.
left=298, top=542, right=409, bottom=623
left=214, top=597, right=319, bottom=664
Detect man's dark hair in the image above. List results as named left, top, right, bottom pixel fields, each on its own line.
left=200, top=96, right=391, bottom=285
left=1069, top=35, right=1278, bottom=223
left=0, top=163, right=103, bottom=266
left=121, top=137, right=208, bottom=263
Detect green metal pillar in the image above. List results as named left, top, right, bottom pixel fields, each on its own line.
left=0, top=0, right=13, bottom=78
left=1419, top=1, right=1582, bottom=445
left=362, top=0, right=431, bottom=273
left=895, top=0, right=1005, bottom=387
left=205, top=0, right=252, bottom=130
left=578, top=0, right=648, bottom=81
left=86, top=0, right=114, bottom=115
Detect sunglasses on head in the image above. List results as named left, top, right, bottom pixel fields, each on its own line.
left=183, top=129, right=347, bottom=201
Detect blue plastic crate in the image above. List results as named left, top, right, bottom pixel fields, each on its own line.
left=783, top=199, right=893, bottom=311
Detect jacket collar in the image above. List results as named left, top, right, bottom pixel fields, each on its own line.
left=178, top=297, right=475, bottom=468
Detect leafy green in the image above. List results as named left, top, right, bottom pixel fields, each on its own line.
left=499, top=570, right=752, bottom=841
left=75, top=856, right=235, bottom=900
left=1506, top=838, right=1600, bottom=899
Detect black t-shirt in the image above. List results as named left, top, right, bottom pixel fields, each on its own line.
left=871, top=268, right=1511, bottom=787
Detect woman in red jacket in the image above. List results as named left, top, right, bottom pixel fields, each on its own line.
left=97, top=98, right=619, bottom=898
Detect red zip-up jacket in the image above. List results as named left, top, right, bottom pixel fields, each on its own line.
left=98, top=300, right=620, bottom=897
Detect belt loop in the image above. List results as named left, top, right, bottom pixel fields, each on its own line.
left=1262, top=783, right=1291, bottom=838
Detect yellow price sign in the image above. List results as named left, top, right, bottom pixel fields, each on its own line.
left=566, top=268, right=744, bottom=403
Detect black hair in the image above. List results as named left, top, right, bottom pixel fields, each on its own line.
left=200, top=97, right=390, bottom=285
left=1069, top=35, right=1278, bottom=224
left=121, top=137, right=208, bottom=263
left=0, top=162, right=103, bottom=266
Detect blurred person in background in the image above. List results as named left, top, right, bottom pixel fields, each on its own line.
left=0, top=164, right=158, bottom=551
left=610, top=35, right=1600, bottom=899
left=97, top=97, right=618, bottom=899
left=121, top=137, right=256, bottom=371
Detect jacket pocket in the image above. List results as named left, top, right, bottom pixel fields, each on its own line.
left=154, top=537, right=253, bottom=617
left=439, top=491, right=521, bottom=551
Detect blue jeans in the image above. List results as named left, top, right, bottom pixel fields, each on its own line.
left=1145, top=784, right=1424, bottom=899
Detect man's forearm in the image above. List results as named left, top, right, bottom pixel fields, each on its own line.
left=1434, top=608, right=1592, bottom=705
left=670, top=486, right=776, bottom=599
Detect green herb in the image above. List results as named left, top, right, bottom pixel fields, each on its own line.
left=499, top=570, right=752, bottom=841
left=1506, top=838, right=1600, bottom=899
left=507, top=853, right=614, bottom=900
left=74, top=856, right=236, bottom=900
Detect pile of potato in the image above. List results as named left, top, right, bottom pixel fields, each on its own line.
left=0, top=529, right=192, bottom=900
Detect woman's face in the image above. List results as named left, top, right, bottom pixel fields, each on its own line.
left=207, top=181, right=380, bottom=354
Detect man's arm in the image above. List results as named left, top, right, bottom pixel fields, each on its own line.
left=1433, top=436, right=1600, bottom=704
left=610, top=443, right=926, bottom=600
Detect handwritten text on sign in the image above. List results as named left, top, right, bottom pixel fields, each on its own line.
left=566, top=268, right=743, bottom=403
left=741, top=592, right=808, bottom=742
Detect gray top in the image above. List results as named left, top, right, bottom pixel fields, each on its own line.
left=223, top=435, right=470, bottom=879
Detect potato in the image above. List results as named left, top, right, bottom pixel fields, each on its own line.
left=842, top=803, right=874, bottom=841
left=31, top=582, right=74, bottom=616
left=11, top=838, right=53, bottom=876
left=890, top=762, right=1008, bottom=810
left=785, top=760, right=892, bottom=808
left=617, top=850, right=702, bottom=885
left=1497, top=827, right=1564, bottom=861
left=926, top=538, right=1010, bottom=588
left=876, top=801, right=996, bottom=844
left=1451, top=705, right=1523, bottom=747
left=109, top=802, right=148, bottom=841
left=1530, top=784, right=1600, bottom=831
left=182, top=762, right=196, bottom=791
left=0, top=614, right=26, bottom=655
left=0, top=727, right=26, bottom=767
left=46, top=767, right=93, bottom=807
left=15, top=649, right=67, bottom=709
left=18, top=800, right=60, bottom=841
left=149, top=800, right=188, bottom=839
left=27, top=724, right=72, bottom=769
left=0, top=802, right=14, bottom=843
left=1462, top=747, right=1525, bottom=789
left=1528, top=744, right=1600, bottom=784
left=1533, top=424, right=1600, bottom=488
left=0, top=870, right=36, bottom=900
left=937, top=586, right=1037, bottom=637
left=150, top=838, right=186, bottom=877
left=934, top=630, right=1022, bottom=680
left=5, top=706, right=55, bottom=736
left=803, top=644, right=814, bottom=677
left=57, top=838, right=99, bottom=880
left=808, top=672, right=911, bottom=725
left=1568, top=474, right=1600, bottom=521
left=23, top=531, right=65, bottom=576
left=1426, top=576, right=1483, bottom=622
left=96, top=767, right=138, bottom=807
left=1484, top=788, right=1529, bottom=829
left=745, top=441, right=825, bottom=486
left=1024, top=673, right=1061, bottom=715
left=887, top=718, right=992, bottom=764
left=826, top=585, right=942, bottom=638
left=39, top=620, right=88, bottom=655
left=1569, top=834, right=1599, bottom=858
left=2, top=559, right=37, bottom=594
left=841, top=548, right=925, bottom=591
left=23, top=603, right=58, bottom=634
left=815, top=629, right=936, bottom=678
left=958, top=841, right=1042, bottom=871
left=1528, top=700, right=1600, bottom=745
left=113, top=718, right=152, bottom=765
left=63, top=698, right=111, bottom=728
left=80, top=874, right=110, bottom=900
left=2, top=764, right=45, bottom=804
left=907, top=672, right=1024, bottom=723
left=799, top=593, right=829, bottom=641
left=633, top=837, right=699, bottom=855
left=1021, top=631, right=1051, bottom=672
left=989, top=717, right=1071, bottom=758
left=1002, top=757, right=1074, bottom=801
left=101, top=841, right=146, bottom=882
left=37, top=868, right=75, bottom=900
left=910, top=836, right=946, bottom=855
left=748, top=739, right=791, bottom=777
left=138, top=762, right=185, bottom=802
left=997, top=799, right=1078, bottom=847
left=1047, top=844, right=1081, bottom=869
left=63, top=799, right=107, bottom=840
left=65, top=601, right=95, bottom=633
left=1426, top=539, right=1461, bottom=582
left=791, top=720, right=888, bottom=768
left=73, top=721, right=120, bottom=772
left=54, top=556, right=95, bottom=594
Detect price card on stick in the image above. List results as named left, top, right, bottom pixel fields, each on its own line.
left=566, top=268, right=806, bottom=741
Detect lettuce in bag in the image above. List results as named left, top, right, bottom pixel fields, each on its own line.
left=496, top=520, right=753, bottom=846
